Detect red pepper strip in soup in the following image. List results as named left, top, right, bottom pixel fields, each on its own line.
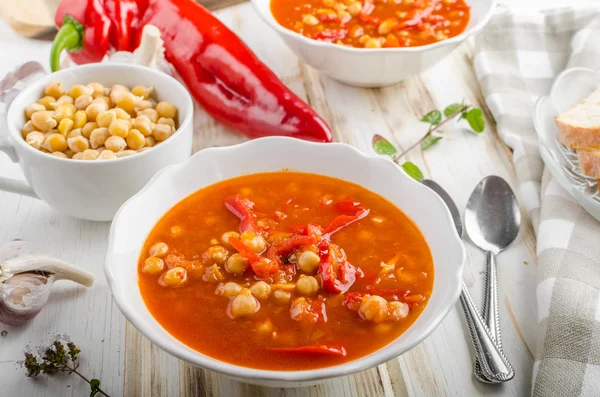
left=267, top=344, right=347, bottom=357
left=324, top=209, right=370, bottom=235
left=225, top=194, right=258, bottom=233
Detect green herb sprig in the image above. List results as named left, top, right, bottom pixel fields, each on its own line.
left=372, top=102, right=484, bottom=181
left=24, top=338, right=109, bottom=397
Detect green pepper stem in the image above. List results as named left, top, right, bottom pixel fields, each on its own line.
left=50, top=23, right=82, bottom=72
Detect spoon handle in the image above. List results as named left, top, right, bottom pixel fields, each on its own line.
left=459, top=282, right=514, bottom=382
left=482, top=251, right=502, bottom=349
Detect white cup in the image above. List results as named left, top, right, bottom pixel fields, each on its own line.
left=0, top=63, right=193, bottom=221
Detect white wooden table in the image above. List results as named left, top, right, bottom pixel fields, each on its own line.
left=0, top=1, right=578, bottom=395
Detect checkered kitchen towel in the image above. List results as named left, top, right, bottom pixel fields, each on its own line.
left=474, top=5, right=600, bottom=396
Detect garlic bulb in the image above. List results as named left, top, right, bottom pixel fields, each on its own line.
left=0, top=241, right=94, bottom=325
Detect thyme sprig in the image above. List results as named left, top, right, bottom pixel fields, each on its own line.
left=24, top=338, right=109, bottom=397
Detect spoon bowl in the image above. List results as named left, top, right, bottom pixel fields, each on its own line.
left=465, top=176, right=521, bottom=254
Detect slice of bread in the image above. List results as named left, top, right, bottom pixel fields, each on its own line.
left=576, top=148, right=600, bottom=179
left=556, top=88, right=600, bottom=149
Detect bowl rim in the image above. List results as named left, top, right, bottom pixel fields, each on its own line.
left=250, top=0, right=497, bottom=54
left=5, top=62, right=194, bottom=165
left=105, top=136, right=466, bottom=382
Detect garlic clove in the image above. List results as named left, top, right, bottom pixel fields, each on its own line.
left=0, top=241, right=95, bottom=325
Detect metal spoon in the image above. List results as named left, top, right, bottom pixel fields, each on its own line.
left=421, top=179, right=514, bottom=383
left=465, top=176, right=521, bottom=382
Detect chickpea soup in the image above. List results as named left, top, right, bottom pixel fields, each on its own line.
left=271, top=0, right=470, bottom=49
left=138, top=172, right=434, bottom=370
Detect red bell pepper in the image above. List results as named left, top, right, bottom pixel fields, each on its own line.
left=51, top=0, right=333, bottom=143
left=225, top=194, right=258, bottom=233
left=140, top=0, right=333, bottom=142
left=266, top=235, right=316, bottom=266
left=267, top=344, right=347, bottom=357
left=320, top=243, right=357, bottom=293
left=228, top=237, right=261, bottom=263
left=51, top=0, right=113, bottom=71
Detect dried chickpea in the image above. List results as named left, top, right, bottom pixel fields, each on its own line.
left=51, top=151, right=68, bottom=158
left=97, top=150, right=117, bottom=160
left=81, top=149, right=100, bottom=160
left=149, top=242, right=169, bottom=257
left=229, top=288, right=260, bottom=318
left=43, top=133, right=68, bottom=152
left=160, top=266, right=188, bottom=286
left=74, top=94, right=93, bottom=110
left=58, top=118, right=74, bottom=136
left=135, top=100, right=153, bottom=111
left=157, top=117, right=175, bottom=128
left=225, top=253, right=249, bottom=274
left=31, top=111, right=58, bottom=132
left=85, top=101, right=108, bottom=121
left=145, top=136, right=156, bottom=147
left=296, top=275, right=319, bottom=295
left=365, top=38, right=382, bottom=48
left=378, top=18, right=399, bottom=35
left=133, top=115, right=152, bottom=136
left=52, top=96, right=74, bottom=109
left=63, top=149, right=74, bottom=158
left=21, top=121, right=35, bottom=139
left=25, top=103, right=45, bottom=119
left=87, top=82, right=104, bottom=98
left=126, top=129, right=145, bottom=150
left=67, top=128, right=82, bottom=138
left=53, top=104, right=75, bottom=122
left=44, top=81, right=64, bottom=99
left=131, top=85, right=153, bottom=99
left=81, top=122, right=98, bottom=138
left=25, top=131, right=45, bottom=150
left=115, top=91, right=138, bottom=115
left=97, top=110, right=116, bottom=128
left=68, top=136, right=90, bottom=153
left=205, top=245, right=229, bottom=265
left=116, top=150, right=136, bottom=158
left=297, top=250, right=320, bottom=273
left=156, top=101, right=177, bottom=119
left=72, top=152, right=84, bottom=160
left=144, top=257, right=165, bottom=274
left=73, top=110, right=87, bottom=129
left=105, top=135, right=127, bottom=152
left=38, top=96, right=56, bottom=110
left=138, top=108, right=158, bottom=123
left=114, top=107, right=131, bottom=120
left=89, top=127, right=110, bottom=148
left=109, top=119, right=130, bottom=138
left=250, top=281, right=271, bottom=300
left=69, top=84, right=93, bottom=99
left=152, top=124, right=172, bottom=142
left=109, top=84, right=129, bottom=102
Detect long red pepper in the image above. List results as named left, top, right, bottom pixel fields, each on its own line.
left=140, top=0, right=332, bottom=141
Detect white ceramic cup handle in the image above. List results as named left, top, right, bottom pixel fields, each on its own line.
left=0, top=141, right=38, bottom=198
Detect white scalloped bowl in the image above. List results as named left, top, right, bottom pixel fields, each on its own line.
left=105, top=137, right=465, bottom=387
left=534, top=67, right=600, bottom=221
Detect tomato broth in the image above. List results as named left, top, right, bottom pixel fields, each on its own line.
left=138, top=172, right=433, bottom=370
